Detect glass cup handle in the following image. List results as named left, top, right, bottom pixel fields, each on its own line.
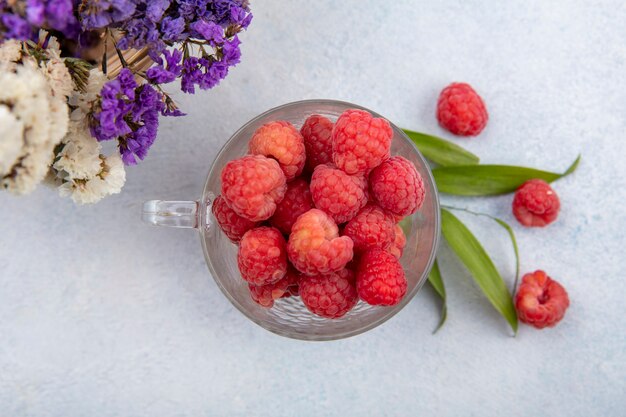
left=142, top=200, right=200, bottom=229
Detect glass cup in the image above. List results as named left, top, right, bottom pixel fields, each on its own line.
left=143, top=99, right=440, bottom=341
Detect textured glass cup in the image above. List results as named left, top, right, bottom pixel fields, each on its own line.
left=143, top=99, right=440, bottom=340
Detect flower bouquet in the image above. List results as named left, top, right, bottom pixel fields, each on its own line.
left=0, top=0, right=252, bottom=204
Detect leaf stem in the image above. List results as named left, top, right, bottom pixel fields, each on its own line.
left=441, top=208, right=519, bottom=334
left=441, top=205, right=521, bottom=292
left=428, top=259, right=447, bottom=333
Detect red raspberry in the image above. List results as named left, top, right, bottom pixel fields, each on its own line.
left=212, top=195, right=259, bottom=242
left=343, top=204, right=396, bottom=254
left=369, top=156, right=425, bottom=217
left=515, top=270, right=570, bottom=329
left=285, top=276, right=301, bottom=296
left=335, top=265, right=357, bottom=284
left=310, top=164, right=368, bottom=224
left=512, top=179, right=560, bottom=227
left=287, top=208, right=353, bottom=275
left=332, top=109, right=392, bottom=175
left=221, top=155, right=287, bottom=221
left=299, top=269, right=358, bottom=318
left=237, top=227, right=287, bottom=286
left=249, top=121, right=306, bottom=181
left=300, top=114, right=334, bottom=173
left=269, top=178, right=314, bottom=235
left=387, top=224, right=407, bottom=259
left=356, top=249, right=407, bottom=306
left=436, top=82, right=488, bottom=136
left=248, top=266, right=301, bottom=308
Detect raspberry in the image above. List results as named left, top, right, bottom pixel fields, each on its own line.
left=369, top=156, right=425, bottom=217
left=332, top=109, right=392, bottom=175
left=269, top=178, right=314, bottom=234
left=300, top=114, right=334, bottom=173
left=387, top=224, right=407, bottom=259
left=287, top=209, right=353, bottom=275
left=310, top=164, right=368, bottom=224
left=237, top=227, right=287, bottom=286
left=299, top=269, right=358, bottom=318
left=212, top=195, right=259, bottom=242
left=248, top=266, right=301, bottom=308
left=356, top=249, right=407, bottom=306
left=249, top=120, right=306, bottom=180
left=436, top=82, right=488, bottom=136
left=512, top=179, right=560, bottom=227
left=515, top=270, right=570, bottom=329
left=221, top=155, right=287, bottom=221
left=285, top=277, right=301, bottom=296
left=343, top=204, right=396, bottom=254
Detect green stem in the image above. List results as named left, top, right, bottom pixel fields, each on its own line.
left=441, top=205, right=521, bottom=293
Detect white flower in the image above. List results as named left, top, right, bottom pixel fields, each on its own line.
left=58, top=175, right=108, bottom=205
left=0, top=32, right=73, bottom=100
left=0, top=40, right=23, bottom=68
left=102, top=153, right=125, bottom=194
left=53, top=122, right=102, bottom=180
left=57, top=155, right=126, bottom=205
left=0, top=64, right=69, bottom=194
left=48, top=95, right=70, bottom=146
left=41, top=57, right=74, bottom=99
left=69, top=68, right=107, bottom=124
left=38, top=30, right=61, bottom=59
left=0, top=106, right=25, bottom=175
left=54, top=121, right=126, bottom=204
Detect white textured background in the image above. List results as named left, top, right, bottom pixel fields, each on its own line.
left=1, top=1, right=625, bottom=416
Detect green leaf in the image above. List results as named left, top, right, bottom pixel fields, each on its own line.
left=443, top=207, right=521, bottom=294
left=492, top=217, right=520, bottom=292
left=433, top=155, right=581, bottom=196
left=441, top=208, right=518, bottom=333
left=402, top=129, right=480, bottom=166
left=427, top=259, right=447, bottom=333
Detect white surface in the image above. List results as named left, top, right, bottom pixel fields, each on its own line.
left=1, top=1, right=625, bottom=416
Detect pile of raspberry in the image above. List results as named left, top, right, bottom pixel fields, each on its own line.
left=212, top=109, right=426, bottom=319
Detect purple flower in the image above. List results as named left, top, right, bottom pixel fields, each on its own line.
left=0, top=0, right=78, bottom=40
left=130, top=82, right=162, bottom=122
left=190, top=19, right=223, bottom=45
left=0, top=0, right=253, bottom=166
left=91, top=69, right=136, bottom=141
left=76, top=0, right=253, bottom=95
left=177, top=0, right=204, bottom=20
left=120, top=115, right=157, bottom=164
left=202, top=61, right=227, bottom=89
left=160, top=87, right=186, bottom=117
left=179, top=39, right=240, bottom=94
left=181, top=35, right=241, bottom=92
left=119, top=84, right=164, bottom=165
left=92, top=85, right=132, bottom=140
left=79, top=0, right=136, bottom=30
left=146, top=0, right=170, bottom=22
left=44, top=0, right=76, bottom=32
left=222, top=35, right=241, bottom=65
left=90, top=69, right=170, bottom=165
left=117, top=17, right=165, bottom=53
left=146, top=49, right=182, bottom=84
left=230, top=5, right=252, bottom=28
left=160, top=16, right=185, bottom=42
left=1, top=14, right=33, bottom=40
left=181, top=56, right=202, bottom=94
left=26, top=0, right=45, bottom=26
left=117, top=67, right=137, bottom=98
